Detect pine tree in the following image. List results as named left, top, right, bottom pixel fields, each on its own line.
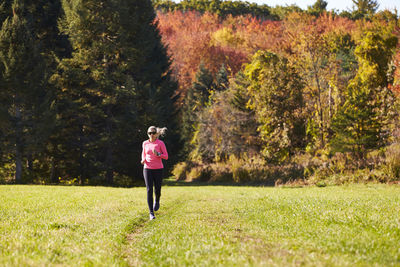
left=331, top=25, right=398, bottom=164
left=0, top=1, right=12, bottom=23
left=331, top=88, right=381, bottom=162
left=307, top=0, right=327, bottom=16
left=351, top=0, right=379, bottom=19
left=181, top=63, right=214, bottom=157
left=51, top=0, right=176, bottom=184
left=227, top=71, right=260, bottom=156
left=215, top=64, right=228, bottom=91
left=0, top=0, right=45, bottom=183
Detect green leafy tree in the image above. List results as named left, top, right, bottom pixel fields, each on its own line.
left=245, top=51, right=305, bottom=162
left=331, top=25, right=398, bottom=164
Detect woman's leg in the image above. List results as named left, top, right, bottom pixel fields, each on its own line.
left=153, top=169, right=163, bottom=210
left=143, top=168, right=154, bottom=213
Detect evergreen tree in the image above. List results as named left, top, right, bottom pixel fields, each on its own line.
left=181, top=63, right=214, bottom=158
left=331, top=88, right=382, bottom=162
left=0, top=0, right=45, bottom=183
left=51, top=0, right=176, bottom=184
left=0, top=1, right=12, bottom=23
left=192, top=63, right=214, bottom=105
left=226, top=71, right=260, bottom=156
left=351, top=0, right=379, bottom=19
left=307, top=0, right=328, bottom=16
left=331, top=25, right=398, bottom=164
left=215, top=64, right=228, bottom=91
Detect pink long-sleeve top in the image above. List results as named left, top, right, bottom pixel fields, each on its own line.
left=142, top=139, right=168, bottom=169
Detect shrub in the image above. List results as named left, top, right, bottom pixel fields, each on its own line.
left=174, top=155, right=305, bottom=184
left=172, top=162, right=190, bottom=181
left=229, top=155, right=250, bottom=183
left=380, top=143, right=400, bottom=181
left=186, top=166, right=212, bottom=182
left=0, top=163, right=15, bottom=184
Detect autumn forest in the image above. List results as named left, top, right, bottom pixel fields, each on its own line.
left=0, top=0, right=399, bottom=185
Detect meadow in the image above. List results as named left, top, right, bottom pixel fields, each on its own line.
left=1, top=182, right=399, bottom=266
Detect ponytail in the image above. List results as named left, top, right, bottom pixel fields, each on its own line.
left=157, top=127, right=167, bottom=137
left=147, top=126, right=167, bottom=138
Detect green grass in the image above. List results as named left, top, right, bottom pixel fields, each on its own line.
left=1, top=183, right=399, bottom=266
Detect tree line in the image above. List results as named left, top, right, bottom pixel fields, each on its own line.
left=1, top=0, right=399, bottom=185
left=152, top=0, right=383, bottom=20
left=0, top=0, right=177, bottom=185
left=156, top=1, right=400, bottom=183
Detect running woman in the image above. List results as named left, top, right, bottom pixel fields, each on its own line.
left=141, top=126, right=168, bottom=220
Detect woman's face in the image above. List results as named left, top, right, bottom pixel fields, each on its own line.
left=148, top=128, right=157, bottom=141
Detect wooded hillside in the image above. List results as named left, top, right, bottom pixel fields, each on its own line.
left=0, top=0, right=399, bottom=185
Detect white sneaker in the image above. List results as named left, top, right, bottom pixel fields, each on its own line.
left=150, top=212, right=156, bottom=220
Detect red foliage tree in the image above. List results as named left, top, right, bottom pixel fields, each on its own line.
left=156, top=11, right=282, bottom=103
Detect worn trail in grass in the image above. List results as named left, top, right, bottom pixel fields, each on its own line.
left=1, top=184, right=400, bottom=266
left=126, top=184, right=400, bottom=266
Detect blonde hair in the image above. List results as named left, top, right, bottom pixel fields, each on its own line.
left=147, top=126, right=167, bottom=138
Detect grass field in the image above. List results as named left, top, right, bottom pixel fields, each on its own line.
left=1, top=182, right=399, bottom=266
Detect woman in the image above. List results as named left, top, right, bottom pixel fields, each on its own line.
left=141, top=126, right=168, bottom=220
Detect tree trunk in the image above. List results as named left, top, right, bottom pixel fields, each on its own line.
left=103, top=52, right=114, bottom=185
left=78, top=123, right=85, bottom=185
left=15, top=106, right=22, bottom=184
left=314, top=69, right=324, bottom=147
left=105, top=106, right=113, bottom=185
left=105, top=144, right=113, bottom=185
left=50, top=157, right=58, bottom=184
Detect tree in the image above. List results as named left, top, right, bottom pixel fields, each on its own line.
left=330, top=88, right=382, bottom=163
left=0, top=0, right=45, bottom=183
left=331, top=25, right=398, bottom=164
left=281, top=12, right=358, bottom=152
left=153, top=0, right=273, bottom=19
left=245, top=51, right=305, bottom=162
left=283, top=13, right=330, bottom=150
left=215, top=64, right=229, bottom=91
left=189, top=70, right=260, bottom=163
left=181, top=63, right=213, bottom=158
left=156, top=11, right=249, bottom=105
left=0, top=1, right=12, bottom=23
left=307, top=0, right=328, bottom=17
left=51, top=0, right=176, bottom=184
left=269, top=4, right=303, bottom=20
left=351, top=0, right=379, bottom=19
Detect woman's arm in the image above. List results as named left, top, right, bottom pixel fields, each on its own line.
left=141, top=142, right=146, bottom=164
left=158, top=141, right=168, bottom=160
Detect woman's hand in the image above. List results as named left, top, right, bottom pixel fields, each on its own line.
left=152, top=149, right=160, bottom=156
left=141, top=160, right=145, bottom=165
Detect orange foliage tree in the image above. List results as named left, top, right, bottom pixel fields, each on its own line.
left=157, top=11, right=245, bottom=102
left=279, top=12, right=357, bottom=150
left=156, top=10, right=284, bottom=103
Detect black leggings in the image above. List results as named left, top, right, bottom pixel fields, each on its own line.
left=143, top=168, right=163, bottom=213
